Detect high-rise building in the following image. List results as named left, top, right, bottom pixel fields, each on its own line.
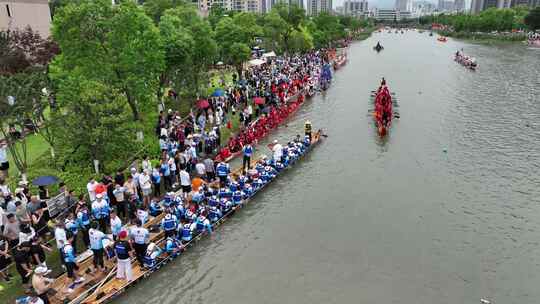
left=343, top=0, right=368, bottom=16
left=437, top=0, right=455, bottom=11
left=470, top=0, right=484, bottom=12
left=395, top=0, right=413, bottom=12
left=511, top=0, right=530, bottom=6
left=454, top=0, right=465, bottom=10
left=307, top=0, right=332, bottom=15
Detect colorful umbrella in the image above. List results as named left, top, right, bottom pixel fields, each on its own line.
left=211, top=89, right=224, bottom=97
left=31, top=175, right=59, bottom=186
left=197, top=99, right=210, bottom=109
left=253, top=97, right=265, bottom=105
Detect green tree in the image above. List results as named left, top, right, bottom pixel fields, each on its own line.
left=51, top=0, right=165, bottom=122
left=142, top=0, right=186, bottom=24
left=162, top=6, right=217, bottom=97
left=289, top=26, right=314, bottom=53
left=262, top=12, right=289, bottom=53
left=51, top=74, right=135, bottom=172
left=229, top=42, right=251, bottom=78
left=525, top=7, right=540, bottom=30
left=0, top=70, right=48, bottom=180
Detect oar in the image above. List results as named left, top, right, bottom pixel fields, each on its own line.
left=78, top=265, right=118, bottom=304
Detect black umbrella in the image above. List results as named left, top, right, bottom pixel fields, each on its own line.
left=32, top=175, right=60, bottom=186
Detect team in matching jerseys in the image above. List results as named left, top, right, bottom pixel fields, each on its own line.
left=66, top=133, right=314, bottom=275
left=139, top=134, right=314, bottom=268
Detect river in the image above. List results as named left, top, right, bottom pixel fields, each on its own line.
left=118, top=31, right=540, bottom=304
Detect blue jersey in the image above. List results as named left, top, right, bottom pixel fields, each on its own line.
left=65, top=219, right=78, bottom=235
left=77, top=210, right=90, bottom=228
left=149, top=201, right=162, bottom=216
left=243, top=145, right=253, bottom=157
left=181, top=224, right=192, bottom=241
left=63, top=244, right=76, bottom=263
left=232, top=191, right=243, bottom=204
left=208, top=196, right=218, bottom=207
left=216, top=163, right=229, bottom=177
left=161, top=214, right=178, bottom=232
left=165, top=238, right=179, bottom=253
left=208, top=208, right=221, bottom=222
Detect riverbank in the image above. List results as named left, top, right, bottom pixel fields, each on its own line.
left=438, top=30, right=528, bottom=43
left=353, top=27, right=376, bottom=41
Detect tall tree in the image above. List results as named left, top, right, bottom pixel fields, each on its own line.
left=142, top=0, right=186, bottom=24
left=525, top=7, right=540, bottom=30
left=161, top=6, right=217, bottom=97
left=51, top=74, right=135, bottom=172
left=0, top=70, right=48, bottom=180
left=51, top=0, right=165, bottom=121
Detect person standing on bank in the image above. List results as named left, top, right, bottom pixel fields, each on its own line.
left=242, top=143, right=253, bottom=173
left=304, top=120, right=312, bottom=142
left=129, top=219, right=149, bottom=268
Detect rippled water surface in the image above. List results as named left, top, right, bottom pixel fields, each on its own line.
left=118, top=32, right=540, bottom=304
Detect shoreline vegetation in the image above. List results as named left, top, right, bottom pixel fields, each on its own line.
left=420, top=6, right=540, bottom=43
left=438, top=30, right=528, bottom=43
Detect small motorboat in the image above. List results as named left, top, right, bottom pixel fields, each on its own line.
left=429, top=32, right=433, bottom=37
left=437, top=36, right=448, bottom=42
left=373, top=43, right=384, bottom=52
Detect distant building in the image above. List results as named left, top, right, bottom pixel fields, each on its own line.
left=413, top=1, right=436, bottom=15
left=454, top=0, right=465, bottom=11
left=437, top=0, right=455, bottom=11
left=343, top=0, right=368, bottom=16
left=375, top=8, right=412, bottom=21
left=0, top=0, right=51, bottom=37
left=395, top=0, right=413, bottom=12
left=307, top=0, right=332, bottom=15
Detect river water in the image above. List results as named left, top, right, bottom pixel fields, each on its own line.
left=119, top=32, right=540, bottom=304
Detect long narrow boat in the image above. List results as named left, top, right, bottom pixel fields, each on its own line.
left=454, top=54, right=478, bottom=71
left=218, top=89, right=311, bottom=163
left=370, top=88, right=398, bottom=137
left=75, top=130, right=324, bottom=304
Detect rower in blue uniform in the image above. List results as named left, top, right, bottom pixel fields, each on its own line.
left=216, top=161, right=230, bottom=187
left=208, top=195, right=218, bottom=207
left=143, top=243, right=162, bottom=269
left=232, top=189, right=243, bottom=206
left=180, top=222, right=193, bottom=243
left=195, top=215, right=212, bottom=234
left=149, top=199, right=163, bottom=217
left=242, top=183, right=253, bottom=199
left=165, top=236, right=182, bottom=257
left=208, top=206, right=222, bottom=223
left=161, top=211, right=178, bottom=238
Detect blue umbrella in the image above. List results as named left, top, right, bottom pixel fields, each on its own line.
left=211, top=89, right=224, bottom=97
left=32, top=175, right=60, bottom=186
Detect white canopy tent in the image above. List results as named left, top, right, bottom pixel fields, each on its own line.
left=248, top=58, right=266, bottom=66
left=262, top=51, right=276, bottom=58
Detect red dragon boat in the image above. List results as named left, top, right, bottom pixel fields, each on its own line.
left=371, top=84, right=397, bottom=137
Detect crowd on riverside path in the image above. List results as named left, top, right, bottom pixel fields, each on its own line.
left=0, top=49, right=333, bottom=304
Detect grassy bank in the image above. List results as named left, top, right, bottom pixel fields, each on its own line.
left=439, top=30, right=527, bottom=43
left=353, top=27, right=376, bottom=41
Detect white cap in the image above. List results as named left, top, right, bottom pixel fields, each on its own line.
left=34, top=266, right=48, bottom=275
left=96, top=193, right=103, bottom=199
left=273, top=140, right=278, bottom=144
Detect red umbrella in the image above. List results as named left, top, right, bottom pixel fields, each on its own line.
left=253, top=97, right=265, bottom=105
left=197, top=99, right=210, bottom=109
